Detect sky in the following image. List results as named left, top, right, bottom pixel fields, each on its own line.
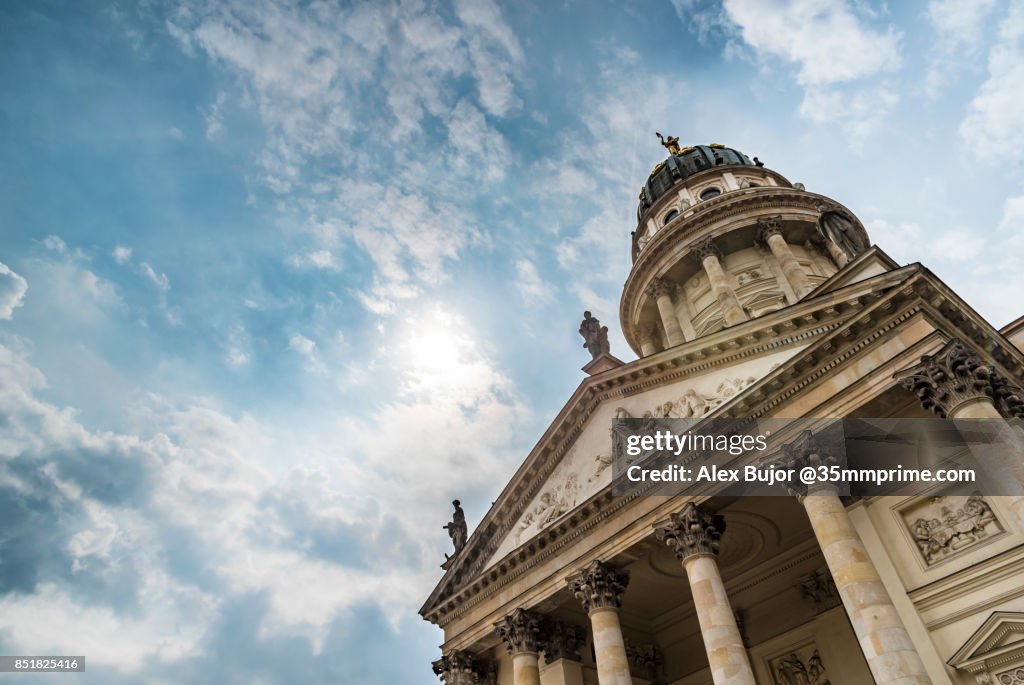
left=0, top=0, right=1023, bottom=682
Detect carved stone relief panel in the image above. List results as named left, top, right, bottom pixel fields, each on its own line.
left=769, top=644, right=831, bottom=685
left=899, top=495, right=1004, bottom=566
left=995, top=666, right=1024, bottom=684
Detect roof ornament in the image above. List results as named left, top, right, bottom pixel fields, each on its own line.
left=579, top=311, right=610, bottom=360
left=443, top=499, right=468, bottom=563
left=655, top=132, right=682, bottom=156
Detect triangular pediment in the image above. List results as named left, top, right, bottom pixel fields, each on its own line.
left=420, top=258, right=1024, bottom=626
left=949, top=612, right=1024, bottom=672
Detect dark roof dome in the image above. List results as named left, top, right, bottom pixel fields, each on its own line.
left=638, top=143, right=760, bottom=219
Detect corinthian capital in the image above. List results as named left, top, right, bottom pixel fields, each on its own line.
left=654, top=503, right=725, bottom=560
left=538, top=618, right=585, bottom=662
left=432, top=650, right=487, bottom=685
left=645, top=277, right=676, bottom=299
left=693, top=237, right=722, bottom=262
left=494, top=608, right=542, bottom=655
left=567, top=560, right=629, bottom=614
left=897, top=338, right=1000, bottom=418
left=756, top=215, right=784, bottom=242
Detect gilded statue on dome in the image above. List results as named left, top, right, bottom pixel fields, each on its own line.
left=656, top=132, right=682, bottom=155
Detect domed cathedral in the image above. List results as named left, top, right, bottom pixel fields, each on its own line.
left=626, top=137, right=865, bottom=353
left=420, top=137, right=1024, bottom=685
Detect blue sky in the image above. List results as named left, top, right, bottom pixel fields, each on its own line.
left=1, top=0, right=1023, bottom=682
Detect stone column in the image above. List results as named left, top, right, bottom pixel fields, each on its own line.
left=778, top=435, right=932, bottom=685
left=655, top=504, right=756, bottom=685
left=567, top=560, right=632, bottom=685
left=496, top=608, right=542, bottom=685
left=636, top=325, right=659, bottom=357
left=898, top=337, right=1024, bottom=530
left=757, top=217, right=813, bottom=297
left=694, top=238, right=747, bottom=327
left=432, top=650, right=489, bottom=685
left=647, top=278, right=686, bottom=347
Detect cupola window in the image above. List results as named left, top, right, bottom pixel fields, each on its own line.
left=700, top=187, right=721, bottom=201
left=663, top=209, right=679, bottom=225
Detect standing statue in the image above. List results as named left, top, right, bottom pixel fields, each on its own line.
left=443, top=499, right=468, bottom=558
left=816, top=202, right=867, bottom=260
left=579, top=311, right=610, bottom=359
left=655, top=132, right=682, bottom=155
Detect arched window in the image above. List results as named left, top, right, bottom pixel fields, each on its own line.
left=700, top=187, right=721, bottom=201
left=663, top=209, right=679, bottom=225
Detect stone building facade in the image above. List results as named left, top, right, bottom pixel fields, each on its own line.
left=420, top=141, right=1024, bottom=685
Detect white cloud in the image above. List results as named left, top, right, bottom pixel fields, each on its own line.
left=112, top=245, right=133, bottom=264
left=960, top=0, right=1024, bottom=158
left=287, top=333, right=316, bottom=358
left=286, top=249, right=339, bottom=271
left=674, top=0, right=902, bottom=143
left=721, top=0, right=901, bottom=87
left=223, top=325, right=251, bottom=367
left=998, top=193, right=1024, bottom=233
left=139, top=262, right=171, bottom=291
left=799, top=81, right=899, bottom=145
left=514, top=259, right=553, bottom=304
left=0, top=261, right=28, bottom=320
left=43, top=235, right=68, bottom=253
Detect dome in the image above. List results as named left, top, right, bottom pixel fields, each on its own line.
left=638, top=144, right=760, bottom=220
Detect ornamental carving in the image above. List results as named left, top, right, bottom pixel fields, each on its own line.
left=996, top=667, right=1024, bottom=684
left=757, top=216, right=784, bottom=243
left=432, top=650, right=489, bottom=685
left=770, top=646, right=830, bottom=685
left=625, top=640, right=662, bottom=682
left=646, top=277, right=676, bottom=299
left=901, top=495, right=1003, bottom=566
left=898, top=338, right=1000, bottom=418
left=567, top=560, right=630, bottom=614
left=797, top=568, right=841, bottom=613
left=774, top=430, right=840, bottom=497
left=655, top=503, right=725, bottom=560
left=539, top=618, right=586, bottom=662
left=494, top=608, right=542, bottom=655
left=646, top=373, right=769, bottom=419
left=693, top=237, right=723, bottom=262
left=736, top=268, right=765, bottom=287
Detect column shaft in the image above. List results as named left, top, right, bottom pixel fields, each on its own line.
left=655, top=505, right=756, bottom=685
left=765, top=232, right=813, bottom=297
left=701, top=254, right=746, bottom=326
left=655, top=292, right=686, bottom=346
left=802, top=486, right=931, bottom=685
left=683, top=555, right=756, bottom=685
left=589, top=608, right=632, bottom=685
left=512, top=652, right=541, bottom=685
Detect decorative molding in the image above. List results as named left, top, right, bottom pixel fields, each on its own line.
left=567, top=560, right=630, bottom=614
left=655, top=503, right=725, bottom=560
